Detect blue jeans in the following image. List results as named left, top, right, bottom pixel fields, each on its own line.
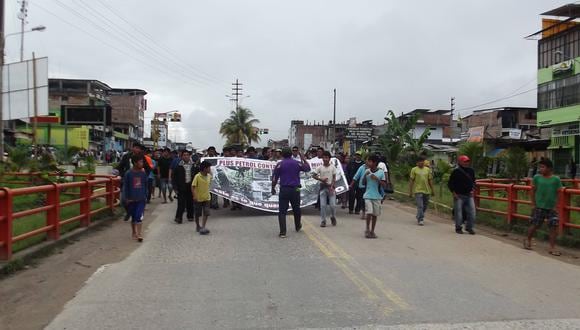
left=454, top=194, right=475, bottom=230
left=415, top=193, right=430, bottom=222
left=319, top=188, right=336, bottom=222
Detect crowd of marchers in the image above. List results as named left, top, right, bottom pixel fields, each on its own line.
left=114, top=143, right=564, bottom=256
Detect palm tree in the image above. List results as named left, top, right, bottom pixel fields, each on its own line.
left=219, top=106, right=261, bottom=147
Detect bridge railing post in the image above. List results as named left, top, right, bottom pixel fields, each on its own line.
left=0, top=188, right=14, bottom=260
left=80, top=180, right=91, bottom=227
left=47, top=183, right=61, bottom=240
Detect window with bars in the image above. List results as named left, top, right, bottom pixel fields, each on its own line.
left=538, top=26, right=580, bottom=69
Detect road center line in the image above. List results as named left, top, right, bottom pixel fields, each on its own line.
left=304, top=221, right=410, bottom=311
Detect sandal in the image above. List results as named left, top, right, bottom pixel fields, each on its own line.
left=137, top=236, right=143, bottom=242
left=549, top=250, right=562, bottom=256
left=523, top=239, right=532, bottom=250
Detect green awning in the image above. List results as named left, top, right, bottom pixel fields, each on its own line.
left=113, top=132, right=129, bottom=140
left=548, top=135, right=574, bottom=149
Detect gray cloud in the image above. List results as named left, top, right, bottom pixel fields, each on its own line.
left=6, top=0, right=561, bottom=148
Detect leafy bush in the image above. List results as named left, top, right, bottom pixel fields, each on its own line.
left=458, top=142, right=490, bottom=178
left=501, top=146, right=529, bottom=181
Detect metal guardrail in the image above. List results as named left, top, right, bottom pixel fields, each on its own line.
left=475, top=179, right=580, bottom=235
left=0, top=173, right=120, bottom=260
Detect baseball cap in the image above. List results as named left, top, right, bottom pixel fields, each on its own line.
left=458, top=155, right=470, bottom=162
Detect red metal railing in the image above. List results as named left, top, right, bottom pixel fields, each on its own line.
left=0, top=173, right=120, bottom=260
left=475, top=180, right=580, bottom=236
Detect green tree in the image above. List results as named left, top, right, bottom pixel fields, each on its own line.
left=435, top=159, right=453, bottom=197
left=379, top=110, right=430, bottom=164
left=219, top=106, right=261, bottom=147
left=458, top=142, right=490, bottom=178
left=501, top=146, right=529, bottom=181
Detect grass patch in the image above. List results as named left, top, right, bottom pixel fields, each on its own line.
left=393, top=180, right=580, bottom=248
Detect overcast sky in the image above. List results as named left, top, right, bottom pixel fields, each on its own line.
left=3, top=0, right=566, bottom=149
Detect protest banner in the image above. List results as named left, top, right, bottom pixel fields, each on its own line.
left=202, top=157, right=348, bottom=213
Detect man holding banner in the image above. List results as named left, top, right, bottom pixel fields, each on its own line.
left=272, top=148, right=311, bottom=238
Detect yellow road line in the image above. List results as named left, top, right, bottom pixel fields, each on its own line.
left=304, top=221, right=410, bottom=311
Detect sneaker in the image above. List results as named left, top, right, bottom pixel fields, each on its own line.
left=455, top=228, right=464, bottom=234
left=124, top=214, right=131, bottom=222
left=200, top=228, right=210, bottom=235
left=467, top=229, right=476, bottom=235
left=279, top=233, right=287, bottom=238
left=196, top=225, right=201, bottom=232
left=331, top=217, right=337, bottom=226
left=418, top=221, right=424, bottom=226
left=320, top=221, right=327, bottom=228
left=169, top=196, right=174, bottom=202
left=174, top=218, right=183, bottom=224
left=295, top=224, right=302, bottom=232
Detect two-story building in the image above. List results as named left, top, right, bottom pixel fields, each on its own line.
left=398, top=109, right=454, bottom=143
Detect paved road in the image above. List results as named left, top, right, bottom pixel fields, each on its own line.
left=47, top=199, right=580, bottom=329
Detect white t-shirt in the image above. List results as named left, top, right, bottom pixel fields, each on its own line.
left=378, top=162, right=388, bottom=173
left=315, top=164, right=337, bottom=184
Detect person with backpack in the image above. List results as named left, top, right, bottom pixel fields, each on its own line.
left=448, top=155, right=477, bottom=234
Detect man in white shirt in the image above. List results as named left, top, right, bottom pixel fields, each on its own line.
left=313, top=151, right=337, bottom=227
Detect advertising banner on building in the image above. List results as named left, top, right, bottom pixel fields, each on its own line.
left=467, top=126, right=485, bottom=143
left=202, top=157, right=349, bottom=213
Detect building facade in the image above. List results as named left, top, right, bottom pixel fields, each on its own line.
left=109, top=88, right=147, bottom=150
left=399, top=109, right=453, bottom=143
left=531, top=4, right=580, bottom=174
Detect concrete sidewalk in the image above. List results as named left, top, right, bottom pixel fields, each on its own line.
left=46, top=200, right=580, bottom=329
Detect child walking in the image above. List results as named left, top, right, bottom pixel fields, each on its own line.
left=122, top=155, right=148, bottom=242
left=524, top=158, right=563, bottom=256
left=192, top=161, right=213, bottom=235
left=363, top=155, right=386, bottom=238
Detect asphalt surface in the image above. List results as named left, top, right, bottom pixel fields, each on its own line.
left=46, top=199, right=580, bottom=329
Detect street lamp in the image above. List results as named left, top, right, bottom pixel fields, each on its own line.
left=0, top=25, right=46, bottom=161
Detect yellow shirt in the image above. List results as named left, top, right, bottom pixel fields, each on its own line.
left=410, top=166, right=432, bottom=194
left=192, top=173, right=212, bottom=202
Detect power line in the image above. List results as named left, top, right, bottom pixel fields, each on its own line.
left=456, top=87, right=537, bottom=115
left=76, top=0, right=224, bottom=87
left=55, top=0, right=211, bottom=85
left=31, top=2, right=210, bottom=87
left=93, top=0, right=225, bottom=86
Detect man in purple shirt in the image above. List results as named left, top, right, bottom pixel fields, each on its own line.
left=272, top=148, right=311, bottom=238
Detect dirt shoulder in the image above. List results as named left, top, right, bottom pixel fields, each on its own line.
left=389, top=196, right=580, bottom=266
left=0, top=200, right=159, bottom=330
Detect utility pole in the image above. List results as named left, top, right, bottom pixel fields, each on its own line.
left=0, top=0, right=5, bottom=161
left=450, top=96, right=455, bottom=119
left=450, top=96, right=456, bottom=140
left=18, top=0, right=27, bottom=62
left=231, top=79, right=243, bottom=110
left=333, top=88, right=336, bottom=153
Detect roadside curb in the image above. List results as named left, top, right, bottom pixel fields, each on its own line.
left=0, top=209, right=122, bottom=276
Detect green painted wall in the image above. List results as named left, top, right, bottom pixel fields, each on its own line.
left=537, top=105, right=580, bottom=126
left=537, top=56, right=580, bottom=84
left=21, top=125, right=90, bottom=148
left=538, top=68, right=552, bottom=84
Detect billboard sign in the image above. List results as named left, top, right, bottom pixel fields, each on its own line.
left=2, top=57, right=49, bottom=120
left=345, top=127, right=373, bottom=141
left=61, top=105, right=112, bottom=125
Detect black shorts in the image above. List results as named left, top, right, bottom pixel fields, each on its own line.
left=195, top=201, right=211, bottom=218
left=530, top=208, right=559, bottom=227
